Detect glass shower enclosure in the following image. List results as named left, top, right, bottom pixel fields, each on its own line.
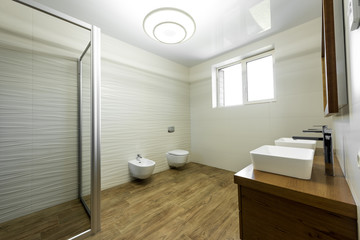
left=0, top=0, right=101, bottom=238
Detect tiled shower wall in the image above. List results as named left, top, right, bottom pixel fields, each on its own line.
left=0, top=1, right=89, bottom=223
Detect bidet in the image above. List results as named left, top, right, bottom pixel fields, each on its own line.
left=128, top=157, right=155, bottom=179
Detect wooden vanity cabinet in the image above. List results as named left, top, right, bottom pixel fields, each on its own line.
left=234, top=155, right=357, bottom=240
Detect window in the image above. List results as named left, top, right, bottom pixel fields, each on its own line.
left=212, top=51, right=275, bottom=108
left=218, top=63, right=243, bottom=107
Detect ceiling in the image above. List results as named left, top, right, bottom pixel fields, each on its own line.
left=33, top=0, right=321, bottom=67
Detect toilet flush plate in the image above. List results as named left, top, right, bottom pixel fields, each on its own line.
left=168, top=126, right=175, bottom=133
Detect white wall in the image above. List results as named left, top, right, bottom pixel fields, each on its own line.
left=189, top=18, right=332, bottom=172
left=100, top=34, right=190, bottom=190
left=333, top=0, right=360, bottom=236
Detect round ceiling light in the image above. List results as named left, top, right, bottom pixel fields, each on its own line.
left=143, top=8, right=196, bottom=44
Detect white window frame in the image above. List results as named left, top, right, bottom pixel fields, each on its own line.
left=212, top=50, right=276, bottom=108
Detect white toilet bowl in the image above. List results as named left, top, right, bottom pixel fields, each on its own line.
left=128, top=157, right=155, bottom=179
left=166, top=149, right=189, bottom=168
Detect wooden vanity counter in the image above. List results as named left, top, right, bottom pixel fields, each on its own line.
left=234, top=154, right=358, bottom=240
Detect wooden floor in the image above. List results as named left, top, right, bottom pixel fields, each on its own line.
left=86, top=162, right=240, bottom=240
left=0, top=163, right=239, bottom=240
left=0, top=199, right=90, bottom=240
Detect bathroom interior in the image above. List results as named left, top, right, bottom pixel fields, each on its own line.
left=0, top=0, right=360, bottom=239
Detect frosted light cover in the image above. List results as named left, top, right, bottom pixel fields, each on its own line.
left=143, top=8, right=196, bottom=44
left=154, top=22, right=186, bottom=44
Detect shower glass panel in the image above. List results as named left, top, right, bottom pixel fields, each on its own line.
left=0, top=0, right=101, bottom=238
left=79, top=43, right=92, bottom=215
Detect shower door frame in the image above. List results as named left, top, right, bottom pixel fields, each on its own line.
left=13, top=0, right=102, bottom=238
left=78, top=42, right=92, bottom=217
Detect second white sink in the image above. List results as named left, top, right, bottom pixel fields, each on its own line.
left=275, top=137, right=316, bottom=150
left=250, top=145, right=315, bottom=179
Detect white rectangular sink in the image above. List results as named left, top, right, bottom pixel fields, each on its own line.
left=250, top=145, right=315, bottom=179
left=275, top=137, right=316, bottom=150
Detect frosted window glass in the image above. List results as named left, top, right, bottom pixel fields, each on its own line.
left=247, top=55, right=274, bottom=102
left=220, top=63, right=242, bottom=106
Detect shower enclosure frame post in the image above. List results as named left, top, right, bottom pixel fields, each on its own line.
left=77, top=57, right=84, bottom=212
left=13, top=0, right=102, bottom=238
left=91, top=25, right=101, bottom=233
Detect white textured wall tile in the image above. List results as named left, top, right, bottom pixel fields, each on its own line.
left=0, top=1, right=88, bottom=223
left=31, top=51, right=79, bottom=212
left=0, top=45, right=80, bottom=223
left=101, top=60, right=190, bottom=190
left=0, top=46, right=35, bottom=222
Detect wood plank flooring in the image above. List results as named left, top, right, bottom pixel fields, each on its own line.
left=86, top=162, right=239, bottom=240
left=0, top=199, right=90, bottom=240
left=0, top=163, right=239, bottom=240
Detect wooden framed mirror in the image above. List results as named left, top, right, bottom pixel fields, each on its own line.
left=322, top=0, right=348, bottom=116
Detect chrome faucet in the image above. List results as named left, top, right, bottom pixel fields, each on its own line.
left=136, top=154, right=142, bottom=161
left=293, top=125, right=334, bottom=176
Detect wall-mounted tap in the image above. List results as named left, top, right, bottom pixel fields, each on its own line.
left=293, top=125, right=334, bottom=176
left=136, top=154, right=142, bottom=161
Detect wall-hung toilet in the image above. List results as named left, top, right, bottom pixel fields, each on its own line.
left=166, top=149, right=189, bottom=168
